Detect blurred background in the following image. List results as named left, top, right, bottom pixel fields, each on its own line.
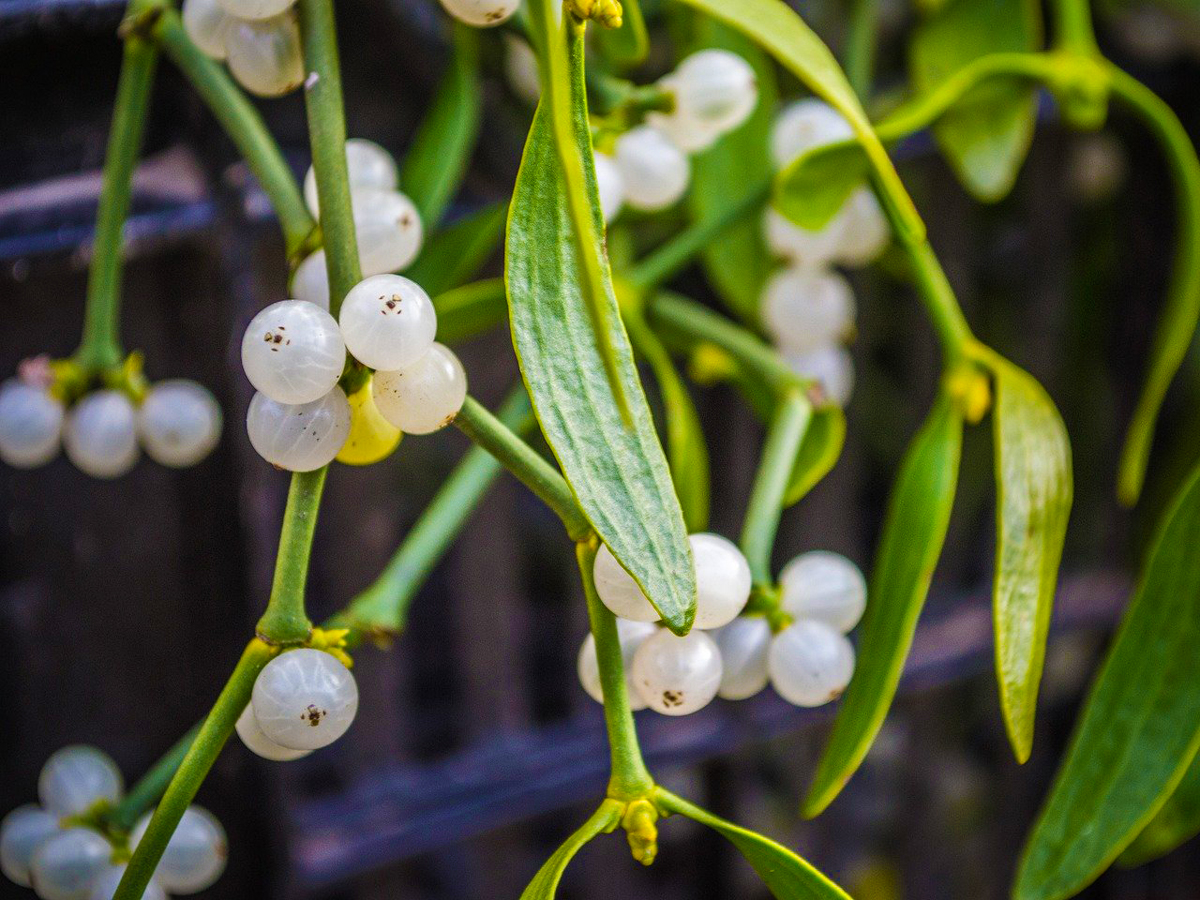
left=4, top=0, right=1200, bottom=897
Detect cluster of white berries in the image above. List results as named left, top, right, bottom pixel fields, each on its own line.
left=762, top=99, right=893, bottom=407
left=181, top=0, right=305, bottom=98
left=1, top=747, right=226, bottom=900
left=579, top=540, right=864, bottom=715
left=0, top=373, right=221, bottom=479
left=235, top=648, right=358, bottom=760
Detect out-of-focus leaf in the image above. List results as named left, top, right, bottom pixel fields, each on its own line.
left=402, top=24, right=481, bottom=227
left=774, top=142, right=871, bottom=232
left=989, top=357, right=1072, bottom=763
left=910, top=0, right=1041, bottom=202
left=595, top=0, right=648, bottom=68
left=1015, top=462, right=1200, bottom=900
left=658, top=790, right=852, bottom=899
left=1120, top=751, right=1200, bottom=868
left=520, top=802, right=621, bottom=900
left=404, top=201, right=506, bottom=296
left=433, top=277, right=508, bottom=344
left=804, top=397, right=962, bottom=816
left=506, top=25, right=697, bottom=633
left=784, top=405, right=846, bottom=506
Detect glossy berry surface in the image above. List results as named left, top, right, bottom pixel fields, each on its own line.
left=592, top=543, right=659, bottom=623
left=137, top=380, right=223, bottom=468
left=614, top=126, right=690, bottom=212
left=669, top=50, right=758, bottom=136
left=631, top=629, right=723, bottom=716
left=38, top=747, right=122, bottom=819
left=783, top=345, right=854, bottom=407
left=436, top=0, right=519, bottom=27
left=181, top=0, right=230, bottom=60
left=689, top=533, right=752, bottom=629
left=1, top=806, right=59, bottom=888
left=215, top=0, right=295, bottom=21
left=350, top=189, right=424, bottom=277
left=779, top=550, right=867, bottom=633
left=834, top=187, right=891, bottom=267
left=0, top=379, right=64, bottom=469
left=245, top=388, right=351, bottom=472
left=576, top=619, right=657, bottom=711
left=372, top=344, right=466, bottom=435
left=763, top=207, right=847, bottom=267
left=761, top=266, right=855, bottom=353
left=303, top=139, right=399, bottom=216
left=130, top=806, right=226, bottom=894
left=770, top=99, right=854, bottom=170
left=223, top=12, right=305, bottom=98
left=768, top=620, right=855, bottom=707
left=711, top=616, right=772, bottom=700
left=251, top=649, right=359, bottom=751
left=235, top=706, right=311, bottom=761
left=241, top=300, right=345, bottom=405
left=63, top=392, right=138, bottom=479
left=292, top=250, right=330, bottom=310
left=339, top=274, right=437, bottom=372
left=29, top=829, right=111, bottom=900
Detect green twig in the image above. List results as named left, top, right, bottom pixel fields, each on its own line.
left=897, top=235, right=975, bottom=361
left=109, top=728, right=198, bottom=832
left=256, top=468, right=325, bottom=643
left=844, top=0, right=879, bottom=99
left=1051, top=0, right=1099, bottom=54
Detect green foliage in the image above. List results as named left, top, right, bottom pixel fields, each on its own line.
left=774, top=142, right=869, bottom=232
left=804, top=397, right=963, bottom=816
left=1015, top=461, right=1200, bottom=900
left=595, top=0, right=648, bottom=68
left=1120, top=752, right=1200, bottom=868
left=519, top=802, right=622, bottom=899
left=785, top=405, right=846, bottom=507
left=433, top=278, right=508, bottom=346
left=405, top=202, right=507, bottom=297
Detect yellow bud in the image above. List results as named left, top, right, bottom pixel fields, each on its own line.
left=687, top=343, right=737, bottom=385
left=946, top=365, right=992, bottom=424
left=337, top=380, right=402, bottom=466
left=622, top=799, right=659, bottom=866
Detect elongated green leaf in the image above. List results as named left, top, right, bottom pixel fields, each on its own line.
left=658, top=790, right=851, bottom=899
left=910, top=0, right=1041, bottom=202
left=506, top=27, right=697, bottom=632
left=669, top=0, right=925, bottom=243
left=595, top=0, right=648, bottom=68
left=688, top=22, right=777, bottom=321
left=990, top=359, right=1072, bottom=763
left=521, top=802, right=622, bottom=900
left=804, top=397, right=962, bottom=816
left=1015, top=461, right=1200, bottom=900
left=402, top=23, right=481, bottom=227
left=785, top=406, right=846, bottom=506
left=404, top=201, right=506, bottom=296
left=1120, top=750, right=1200, bottom=868
left=434, top=278, right=508, bottom=344
left=774, top=142, right=870, bottom=232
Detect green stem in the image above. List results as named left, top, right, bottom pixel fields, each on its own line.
left=109, top=728, right=198, bottom=832
left=76, top=36, right=158, bottom=373
left=575, top=539, right=654, bottom=799
left=896, top=234, right=975, bottom=361
left=256, top=468, right=325, bottom=643
left=297, top=0, right=361, bottom=315
left=738, top=392, right=812, bottom=583
left=1051, top=0, right=1099, bottom=54
left=113, top=640, right=276, bottom=900
left=454, top=395, right=593, bottom=541
left=844, top=0, right=878, bottom=99
left=154, top=9, right=316, bottom=260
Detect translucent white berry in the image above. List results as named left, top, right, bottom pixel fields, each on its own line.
left=0, top=379, right=63, bottom=468
left=246, top=388, right=351, bottom=472
left=764, top=207, right=846, bottom=267
left=235, top=705, right=312, bottom=761
left=223, top=12, right=304, bottom=98
left=834, top=187, right=890, bottom=267
left=372, top=344, right=466, bottom=435
left=614, top=126, right=690, bottom=212
left=667, top=50, right=758, bottom=137
left=63, top=392, right=138, bottom=479
left=38, top=747, right=123, bottom=818
left=130, top=807, right=226, bottom=894
left=338, top=274, right=437, bottom=371
left=251, top=649, right=359, bottom=751
left=689, top=533, right=752, bottom=629
left=292, top=250, right=330, bottom=310
left=768, top=620, right=855, bottom=707
left=28, top=829, right=110, bottom=900
left=436, top=0, right=519, bottom=27
left=644, top=108, right=720, bottom=154
left=576, top=620, right=658, bottom=711
left=86, top=865, right=166, bottom=900
left=137, top=380, right=222, bottom=468
left=760, top=266, right=855, bottom=353
left=770, top=98, right=854, bottom=170
left=711, top=616, right=772, bottom=700
left=182, top=0, right=230, bottom=60
left=241, top=300, right=345, bottom=405
left=303, top=139, right=399, bottom=216
left=783, top=345, right=854, bottom=407
left=215, top=0, right=294, bottom=21
left=352, top=189, right=424, bottom=277
left=593, top=152, right=624, bottom=223
left=503, top=35, right=540, bottom=105
left=1, top=806, right=59, bottom=887
left=631, top=630, right=723, bottom=716
left=592, top=543, right=659, bottom=623
left=779, top=550, right=866, bottom=633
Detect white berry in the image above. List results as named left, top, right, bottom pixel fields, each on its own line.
left=29, top=829, right=111, bottom=900
left=0, top=379, right=63, bottom=469
left=764, top=207, right=847, bottom=267
left=834, top=187, right=890, bottom=267
left=436, top=0, right=518, bottom=27
left=592, top=542, right=659, bottom=623
left=241, top=300, right=345, bottom=405
left=711, top=616, right=772, bottom=700
left=352, top=189, right=424, bottom=277
left=292, top=250, right=330, bottom=310
left=137, top=380, right=222, bottom=468
left=768, top=620, right=855, bottom=707
left=643, top=108, right=720, bottom=154
left=63, top=392, right=138, bottom=479
left=130, top=807, right=226, bottom=894
left=215, top=0, right=294, bottom=21
left=303, top=139, right=399, bottom=216
left=38, top=747, right=123, bottom=818
left=779, top=550, right=866, bottom=633
left=690, top=533, right=752, bottom=629
left=631, top=630, right=723, bottom=716
left=235, top=705, right=312, bottom=761
left=372, top=344, right=466, bottom=435
left=338, top=274, right=437, bottom=371
left=667, top=50, right=758, bottom=137
left=251, top=649, right=359, bottom=751
left=182, top=0, right=230, bottom=60
left=770, top=98, right=854, bottom=170
left=593, top=151, right=624, bottom=223
left=783, top=345, right=854, bottom=407
left=223, top=12, right=304, bottom=98
left=86, top=866, right=166, bottom=900
left=246, top=388, right=351, bottom=472
left=760, top=266, right=855, bottom=352
left=576, top=620, right=658, bottom=711
left=614, top=126, right=690, bottom=212
left=1, top=806, right=59, bottom=888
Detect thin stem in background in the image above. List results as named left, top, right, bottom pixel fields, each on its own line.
left=844, top=0, right=878, bottom=99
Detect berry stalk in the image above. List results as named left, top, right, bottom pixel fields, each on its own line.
left=256, top=468, right=326, bottom=644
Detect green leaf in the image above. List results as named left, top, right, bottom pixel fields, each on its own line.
left=506, top=25, right=698, bottom=633
left=658, top=790, right=852, bottom=899
left=401, top=23, right=481, bottom=227
left=404, top=201, right=506, bottom=296
left=804, top=396, right=962, bottom=816
left=784, top=405, right=846, bottom=506
left=433, top=277, right=508, bottom=344
left=1015, top=461, right=1200, bottom=900
left=774, top=142, right=871, bottom=233
left=989, top=358, right=1072, bottom=763
left=1120, top=750, right=1200, bottom=869
left=910, top=0, right=1041, bottom=202
left=669, top=0, right=925, bottom=243
left=595, top=0, right=648, bottom=69
left=688, top=21, right=778, bottom=320
left=520, top=802, right=622, bottom=900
